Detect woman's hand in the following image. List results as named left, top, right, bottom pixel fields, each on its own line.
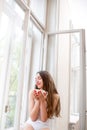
left=42, top=90, right=48, bottom=100
left=33, top=89, right=39, bottom=100
left=38, top=90, right=45, bottom=102
left=33, top=89, right=48, bottom=121
left=29, top=90, right=40, bottom=121
left=33, top=89, right=48, bottom=102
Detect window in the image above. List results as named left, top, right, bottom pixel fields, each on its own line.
left=0, top=1, right=25, bottom=129
left=30, top=0, right=47, bottom=26
left=0, top=0, right=45, bottom=129
left=70, top=33, right=80, bottom=114
left=20, top=19, right=44, bottom=124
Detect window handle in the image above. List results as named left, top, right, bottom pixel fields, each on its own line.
left=5, top=105, right=10, bottom=113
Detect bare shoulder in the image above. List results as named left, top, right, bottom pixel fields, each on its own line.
left=29, top=89, right=34, bottom=94
left=29, top=89, right=34, bottom=98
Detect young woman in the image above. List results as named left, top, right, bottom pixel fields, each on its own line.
left=24, top=70, right=61, bottom=130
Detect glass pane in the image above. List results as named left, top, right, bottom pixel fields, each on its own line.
left=70, top=70, right=80, bottom=113
left=30, top=0, right=47, bottom=25
left=20, top=20, right=43, bottom=126
left=71, top=33, right=80, bottom=68
left=6, top=0, right=14, bottom=5
left=70, top=32, right=80, bottom=128
left=6, top=0, right=25, bottom=20
left=5, top=25, right=24, bottom=129
left=47, top=35, right=56, bottom=75
left=71, top=45, right=80, bottom=67
left=28, top=21, right=43, bottom=89
left=20, top=31, right=32, bottom=126
left=71, top=33, right=80, bottom=44
left=14, top=1, right=25, bottom=20
left=0, top=2, right=25, bottom=129
left=0, top=12, right=12, bottom=127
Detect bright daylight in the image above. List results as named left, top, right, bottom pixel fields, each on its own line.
left=0, top=0, right=87, bottom=130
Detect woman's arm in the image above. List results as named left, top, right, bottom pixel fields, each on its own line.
left=39, top=91, right=48, bottom=122
left=29, top=90, right=40, bottom=121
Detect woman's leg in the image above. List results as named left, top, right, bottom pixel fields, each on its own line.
left=23, top=124, right=34, bottom=130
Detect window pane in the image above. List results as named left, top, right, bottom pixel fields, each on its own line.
left=71, top=45, right=80, bottom=67
left=0, top=12, right=12, bottom=126
left=20, top=21, right=44, bottom=125
left=6, top=0, right=14, bottom=5
left=0, top=1, right=25, bottom=129
left=70, top=33, right=80, bottom=115
left=6, top=0, right=25, bottom=20
left=29, top=23, right=43, bottom=88
left=47, top=35, right=56, bottom=75
left=14, top=1, right=25, bottom=20
left=5, top=26, right=24, bottom=128
left=30, top=0, right=47, bottom=26
left=71, top=33, right=80, bottom=68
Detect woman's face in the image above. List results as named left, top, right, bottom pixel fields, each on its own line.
left=35, top=73, right=43, bottom=89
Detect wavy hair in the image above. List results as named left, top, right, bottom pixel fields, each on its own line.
left=35, top=70, right=61, bottom=118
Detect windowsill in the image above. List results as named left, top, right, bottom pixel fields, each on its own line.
left=5, top=126, right=23, bottom=130
left=5, top=127, right=14, bottom=130
left=69, top=113, right=79, bottom=125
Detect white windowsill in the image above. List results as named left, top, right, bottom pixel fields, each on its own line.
left=69, top=114, right=79, bottom=125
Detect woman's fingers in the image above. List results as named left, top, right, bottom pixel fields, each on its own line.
left=33, top=89, right=39, bottom=99
left=33, top=89, right=48, bottom=100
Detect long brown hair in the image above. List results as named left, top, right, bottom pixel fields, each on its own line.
left=35, top=70, right=61, bottom=118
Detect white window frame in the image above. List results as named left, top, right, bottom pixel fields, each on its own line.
left=43, top=29, right=86, bottom=130
left=0, top=0, right=47, bottom=130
